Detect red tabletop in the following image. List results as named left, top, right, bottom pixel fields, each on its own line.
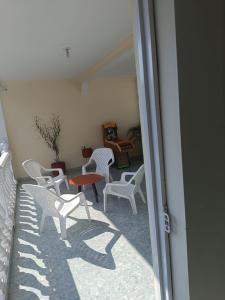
left=69, top=174, right=103, bottom=186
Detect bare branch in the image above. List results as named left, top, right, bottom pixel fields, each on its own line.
left=34, top=114, right=61, bottom=161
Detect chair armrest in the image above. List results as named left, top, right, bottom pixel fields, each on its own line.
left=108, top=157, right=115, bottom=167
left=82, top=159, right=92, bottom=174
left=53, top=174, right=67, bottom=181
left=44, top=168, right=64, bottom=176
left=104, top=182, right=129, bottom=193
left=121, top=172, right=135, bottom=182
left=36, top=176, right=55, bottom=186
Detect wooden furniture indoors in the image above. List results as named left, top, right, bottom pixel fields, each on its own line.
left=102, top=122, right=135, bottom=168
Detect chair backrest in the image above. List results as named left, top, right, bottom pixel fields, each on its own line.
left=22, top=184, right=62, bottom=216
left=131, top=164, right=145, bottom=186
left=91, top=148, right=114, bottom=176
left=22, top=160, right=46, bottom=185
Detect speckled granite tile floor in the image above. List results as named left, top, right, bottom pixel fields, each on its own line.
left=8, top=162, right=155, bottom=300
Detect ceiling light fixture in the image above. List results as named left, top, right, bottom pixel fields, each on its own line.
left=64, top=47, right=71, bottom=58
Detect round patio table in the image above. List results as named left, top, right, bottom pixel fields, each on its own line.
left=69, top=174, right=103, bottom=203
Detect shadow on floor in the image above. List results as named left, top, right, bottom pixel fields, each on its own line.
left=88, top=161, right=152, bottom=265
left=9, top=188, right=121, bottom=300
left=9, top=159, right=153, bottom=300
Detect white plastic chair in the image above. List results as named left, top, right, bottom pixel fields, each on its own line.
left=22, top=184, right=91, bottom=239
left=82, top=148, right=115, bottom=183
left=103, top=164, right=145, bottom=215
left=22, top=159, right=69, bottom=196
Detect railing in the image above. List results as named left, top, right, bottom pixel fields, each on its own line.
left=0, top=151, right=17, bottom=300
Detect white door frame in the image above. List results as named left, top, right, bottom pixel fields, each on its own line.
left=133, top=0, right=173, bottom=299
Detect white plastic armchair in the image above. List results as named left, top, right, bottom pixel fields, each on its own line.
left=22, top=184, right=91, bottom=239
left=82, top=148, right=115, bottom=183
left=22, top=159, right=69, bottom=196
left=103, top=164, right=145, bottom=215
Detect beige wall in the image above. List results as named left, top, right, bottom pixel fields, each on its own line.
left=2, top=77, right=139, bottom=178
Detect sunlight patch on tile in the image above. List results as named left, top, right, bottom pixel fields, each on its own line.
left=19, top=204, right=36, bottom=210
left=20, top=229, right=40, bottom=236
left=18, top=252, right=46, bottom=269
left=18, top=209, right=37, bottom=216
left=18, top=238, right=41, bottom=254
left=19, top=215, right=38, bottom=222
left=18, top=266, right=49, bottom=287
left=19, top=221, right=39, bottom=230
left=84, top=232, right=115, bottom=254
left=19, top=285, right=50, bottom=300
left=64, top=240, right=72, bottom=248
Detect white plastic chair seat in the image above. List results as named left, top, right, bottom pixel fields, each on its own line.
left=60, top=193, right=79, bottom=201
left=108, top=182, right=135, bottom=196
left=103, top=164, right=145, bottom=215
left=58, top=197, right=81, bottom=218
left=47, top=176, right=66, bottom=186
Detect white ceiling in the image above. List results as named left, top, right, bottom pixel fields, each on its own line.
left=0, top=0, right=134, bottom=80
left=93, top=49, right=136, bottom=78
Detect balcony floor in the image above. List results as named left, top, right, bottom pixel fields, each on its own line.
left=8, top=162, right=154, bottom=300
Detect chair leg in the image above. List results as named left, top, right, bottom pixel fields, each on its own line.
left=55, top=184, right=61, bottom=196
left=105, top=175, right=109, bottom=183
left=129, top=195, right=137, bottom=215
left=109, top=174, right=113, bottom=182
left=139, top=187, right=146, bottom=203
left=103, top=192, right=107, bottom=212
left=40, top=214, right=46, bottom=233
left=65, top=178, right=70, bottom=190
left=59, top=217, right=67, bottom=239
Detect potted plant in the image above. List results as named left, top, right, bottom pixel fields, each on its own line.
left=81, top=146, right=93, bottom=158
left=127, top=125, right=142, bottom=142
left=127, top=125, right=143, bottom=158
left=34, top=114, right=66, bottom=176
